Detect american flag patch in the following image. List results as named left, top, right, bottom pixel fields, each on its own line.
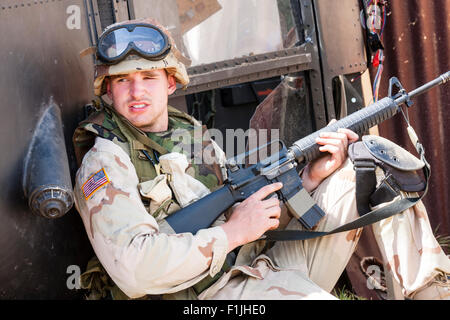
left=82, top=168, right=110, bottom=200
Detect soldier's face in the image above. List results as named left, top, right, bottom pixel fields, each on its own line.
left=106, top=69, right=176, bottom=132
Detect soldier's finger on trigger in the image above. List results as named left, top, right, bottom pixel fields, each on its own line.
left=251, top=182, right=283, bottom=201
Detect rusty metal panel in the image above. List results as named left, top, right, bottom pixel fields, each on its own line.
left=0, top=0, right=95, bottom=298
left=374, top=0, right=450, bottom=239
left=345, top=0, right=450, bottom=300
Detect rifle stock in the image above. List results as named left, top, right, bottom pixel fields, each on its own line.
left=166, top=185, right=236, bottom=234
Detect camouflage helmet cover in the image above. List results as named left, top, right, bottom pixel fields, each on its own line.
left=94, top=18, right=190, bottom=96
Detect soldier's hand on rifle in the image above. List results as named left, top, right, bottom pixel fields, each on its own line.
left=221, top=182, right=283, bottom=253
left=301, top=120, right=359, bottom=192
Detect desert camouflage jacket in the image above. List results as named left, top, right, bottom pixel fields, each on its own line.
left=72, top=105, right=231, bottom=299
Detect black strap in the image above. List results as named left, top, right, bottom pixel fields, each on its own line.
left=354, top=158, right=377, bottom=216
left=262, top=146, right=430, bottom=242
left=263, top=195, right=421, bottom=241
left=369, top=174, right=401, bottom=207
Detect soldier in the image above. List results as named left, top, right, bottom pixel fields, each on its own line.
left=73, top=18, right=450, bottom=300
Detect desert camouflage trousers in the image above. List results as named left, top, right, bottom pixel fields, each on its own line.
left=198, top=158, right=450, bottom=300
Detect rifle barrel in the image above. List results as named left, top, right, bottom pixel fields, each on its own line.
left=397, top=71, right=450, bottom=103
left=289, top=71, right=450, bottom=163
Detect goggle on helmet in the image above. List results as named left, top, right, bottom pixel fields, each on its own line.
left=96, top=23, right=172, bottom=64
left=93, top=20, right=190, bottom=96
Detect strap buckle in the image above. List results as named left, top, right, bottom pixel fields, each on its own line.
left=353, top=158, right=377, bottom=171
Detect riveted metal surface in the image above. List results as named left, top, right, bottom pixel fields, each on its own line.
left=0, top=0, right=95, bottom=298
left=313, top=0, right=368, bottom=122
left=112, top=0, right=129, bottom=23
left=314, top=0, right=368, bottom=75
left=173, top=47, right=313, bottom=97
left=299, top=0, right=328, bottom=129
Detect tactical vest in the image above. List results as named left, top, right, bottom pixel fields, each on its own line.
left=74, top=105, right=224, bottom=186
left=73, top=104, right=228, bottom=299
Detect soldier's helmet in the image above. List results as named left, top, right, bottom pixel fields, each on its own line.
left=93, top=18, right=189, bottom=96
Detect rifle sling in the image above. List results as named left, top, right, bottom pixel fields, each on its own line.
left=354, top=158, right=377, bottom=216
left=263, top=195, right=421, bottom=241
left=263, top=147, right=430, bottom=242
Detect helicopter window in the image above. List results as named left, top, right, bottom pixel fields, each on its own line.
left=128, top=0, right=301, bottom=67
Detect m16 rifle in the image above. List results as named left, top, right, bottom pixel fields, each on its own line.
left=166, top=72, right=450, bottom=239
